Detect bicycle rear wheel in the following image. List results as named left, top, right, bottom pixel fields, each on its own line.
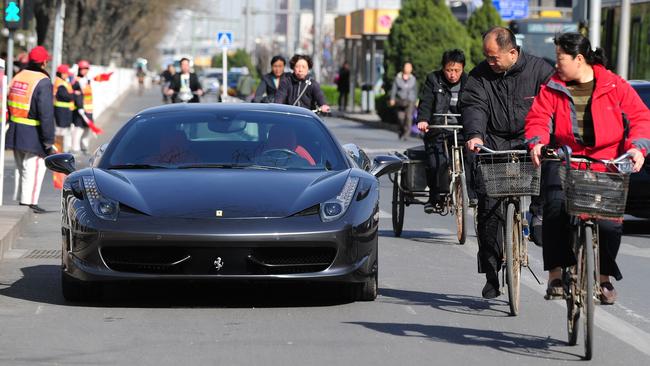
left=505, top=202, right=520, bottom=316
left=582, top=225, right=595, bottom=360
left=391, top=173, right=405, bottom=237
left=454, top=171, right=468, bottom=245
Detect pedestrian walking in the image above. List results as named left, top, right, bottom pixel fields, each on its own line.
left=254, top=55, right=288, bottom=103
left=336, top=61, right=350, bottom=111
left=6, top=46, right=57, bottom=213
left=462, top=27, right=554, bottom=299
left=389, top=62, right=417, bottom=140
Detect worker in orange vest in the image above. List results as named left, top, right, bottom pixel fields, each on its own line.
left=5, top=46, right=57, bottom=213
left=53, top=64, right=74, bottom=152
left=70, top=59, right=103, bottom=154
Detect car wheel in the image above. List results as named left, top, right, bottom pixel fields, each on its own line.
left=61, top=271, right=102, bottom=302
left=355, top=271, right=378, bottom=301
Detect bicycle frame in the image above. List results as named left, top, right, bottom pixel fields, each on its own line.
left=428, top=113, right=465, bottom=209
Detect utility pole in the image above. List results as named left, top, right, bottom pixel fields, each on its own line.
left=286, top=0, right=295, bottom=57
left=617, top=0, right=631, bottom=79
left=50, top=0, right=66, bottom=78
left=7, top=31, right=14, bottom=81
left=244, top=0, right=251, bottom=53
left=588, top=0, right=601, bottom=49
left=313, top=0, right=323, bottom=83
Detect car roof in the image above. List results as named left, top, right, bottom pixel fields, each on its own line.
left=136, top=103, right=319, bottom=118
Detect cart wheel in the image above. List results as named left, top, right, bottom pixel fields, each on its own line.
left=392, top=173, right=405, bottom=237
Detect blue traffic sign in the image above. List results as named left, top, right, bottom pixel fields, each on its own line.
left=492, top=0, right=529, bottom=21
left=217, top=31, right=234, bottom=48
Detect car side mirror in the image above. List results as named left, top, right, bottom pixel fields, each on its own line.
left=342, top=143, right=371, bottom=171
left=45, top=153, right=76, bottom=175
left=370, top=155, right=403, bottom=178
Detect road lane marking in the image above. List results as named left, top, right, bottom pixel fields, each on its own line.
left=3, top=249, right=28, bottom=259
left=619, top=243, right=650, bottom=259
left=34, top=305, right=44, bottom=315
left=378, top=210, right=391, bottom=219
left=404, top=305, right=417, bottom=315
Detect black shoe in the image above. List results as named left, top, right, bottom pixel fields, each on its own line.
left=424, top=202, right=435, bottom=214
left=544, top=279, right=564, bottom=300
left=482, top=279, right=500, bottom=299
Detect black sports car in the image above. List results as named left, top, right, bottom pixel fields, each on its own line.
left=628, top=81, right=650, bottom=218
left=46, top=103, right=401, bottom=302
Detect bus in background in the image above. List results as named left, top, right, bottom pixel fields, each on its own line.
left=602, top=0, right=650, bottom=80
left=508, top=18, right=578, bottom=65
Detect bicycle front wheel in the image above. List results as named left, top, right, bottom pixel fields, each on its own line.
left=454, top=172, right=468, bottom=245
left=566, top=226, right=581, bottom=346
left=582, top=224, right=595, bottom=360
left=505, top=202, right=521, bottom=316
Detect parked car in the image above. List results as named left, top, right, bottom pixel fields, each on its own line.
left=627, top=80, right=650, bottom=218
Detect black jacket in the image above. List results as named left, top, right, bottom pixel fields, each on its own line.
left=417, top=70, right=468, bottom=128
left=336, top=67, right=350, bottom=93
left=169, top=72, right=202, bottom=103
left=253, top=72, right=289, bottom=103
left=274, top=73, right=327, bottom=109
left=6, top=69, right=55, bottom=157
left=54, top=78, right=74, bottom=128
left=461, top=50, right=554, bottom=149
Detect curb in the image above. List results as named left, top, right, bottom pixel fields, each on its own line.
left=0, top=206, right=31, bottom=262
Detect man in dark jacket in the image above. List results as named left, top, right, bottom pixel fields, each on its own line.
left=336, top=61, right=350, bottom=111
left=254, top=55, right=289, bottom=103
left=416, top=49, right=470, bottom=213
left=462, top=27, right=554, bottom=299
left=166, top=58, right=203, bottom=103
left=6, top=46, right=56, bottom=213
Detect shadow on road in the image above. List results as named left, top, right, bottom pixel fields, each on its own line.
left=345, top=321, right=580, bottom=361
left=623, top=219, right=650, bottom=237
left=0, top=264, right=361, bottom=309
left=380, top=288, right=511, bottom=318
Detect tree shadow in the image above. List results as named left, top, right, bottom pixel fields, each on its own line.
left=0, top=264, right=358, bottom=309
left=380, top=288, right=511, bottom=318
left=345, top=321, right=580, bottom=361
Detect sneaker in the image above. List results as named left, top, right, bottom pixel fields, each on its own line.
left=544, top=278, right=564, bottom=300
left=423, top=202, right=435, bottom=214
left=600, top=282, right=617, bottom=305
left=482, top=279, right=500, bottom=299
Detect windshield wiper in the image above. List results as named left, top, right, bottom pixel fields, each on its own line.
left=108, top=164, right=170, bottom=169
left=177, top=163, right=286, bottom=171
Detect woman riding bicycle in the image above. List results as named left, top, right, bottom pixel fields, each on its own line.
left=525, top=32, right=650, bottom=304
left=274, top=54, right=331, bottom=113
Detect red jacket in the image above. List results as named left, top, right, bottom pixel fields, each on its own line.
left=525, top=64, right=650, bottom=162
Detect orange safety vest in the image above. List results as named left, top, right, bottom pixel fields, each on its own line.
left=7, top=70, right=48, bottom=126
left=53, top=77, right=74, bottom=111
left=81, top=80, right=93, bottom=113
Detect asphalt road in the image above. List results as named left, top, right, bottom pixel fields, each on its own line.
left=0, top=87, right=649, bottom=365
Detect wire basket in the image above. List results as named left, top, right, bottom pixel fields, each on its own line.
left=477, top=153, right=541, bottom=197
left=559, top=168, right=630, bottom=219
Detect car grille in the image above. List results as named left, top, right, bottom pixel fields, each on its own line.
left=100, top=244, right=336, bottom=275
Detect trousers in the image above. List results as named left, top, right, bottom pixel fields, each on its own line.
left=13, top=150, right=46, bottom=205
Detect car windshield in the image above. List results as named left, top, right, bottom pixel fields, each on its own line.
left=633, top=86, right=650, bottom=108
left=100, top=110, right=347, bottom=171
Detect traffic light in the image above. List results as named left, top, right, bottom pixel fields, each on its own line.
left=4, top=0, right=22, bottom=31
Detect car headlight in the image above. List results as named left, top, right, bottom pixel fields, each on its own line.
left=82, top=176, right=119, bottom=221
left=320, top=176, right=359, bottom=222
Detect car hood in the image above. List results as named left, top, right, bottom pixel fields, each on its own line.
left=92, top=168, right=350, bottom=219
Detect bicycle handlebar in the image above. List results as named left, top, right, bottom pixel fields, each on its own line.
left=475, top=144, right=527, bottom=155
left=541, top=145, right=633, bottom=172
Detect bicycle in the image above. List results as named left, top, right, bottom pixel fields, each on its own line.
left=390, top=113, right=468, bottom=244
left=475, top=143, right=541, bottom=316
left=541, top=146, right=632, bottom=360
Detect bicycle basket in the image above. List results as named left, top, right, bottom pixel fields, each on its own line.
left=559, top=168, right=629, bottom=219
left=403, top=160, right=428, bottom=191
left=477, top=152, right=540, bottom=197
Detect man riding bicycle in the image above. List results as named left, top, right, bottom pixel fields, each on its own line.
left=416, top=49, right=474, bottom=213
left=462, top=27, right=554, bottom=299
left=166, top=58, right=204, bottom=103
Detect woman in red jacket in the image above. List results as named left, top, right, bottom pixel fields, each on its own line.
left=526, top=32, right=650, bottom=304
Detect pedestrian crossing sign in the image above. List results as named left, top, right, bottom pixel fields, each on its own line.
left=217, top=31, right=234, bottom=48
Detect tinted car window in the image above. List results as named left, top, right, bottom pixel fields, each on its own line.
left=100, top=111, right=346, bottom=171
left=632, top=85, right=650, bottom=108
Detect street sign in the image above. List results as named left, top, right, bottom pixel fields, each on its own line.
left=492, top=0, right=528, bottom=21
left=217, top=31, right=233, bottom=48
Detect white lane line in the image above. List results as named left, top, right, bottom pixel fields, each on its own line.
left=34, top=305, right=44, bottom=315
left=3, top=249, right=28, bottom=259
left=619, top=243, right=650, bottom=259
left=360, top=148, right=397, bottom=154
left=452, top=237, right=650, bottom=357
left=404, top=305, right=417, bottom=315
left=378, top=210, right=391, bottom=219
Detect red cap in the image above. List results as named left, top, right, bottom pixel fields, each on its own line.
left=77, top=60, right=90, bottom=69
left=56, top=64, right=70, bottom=74
left=28, top=46, right=51, bottom=63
